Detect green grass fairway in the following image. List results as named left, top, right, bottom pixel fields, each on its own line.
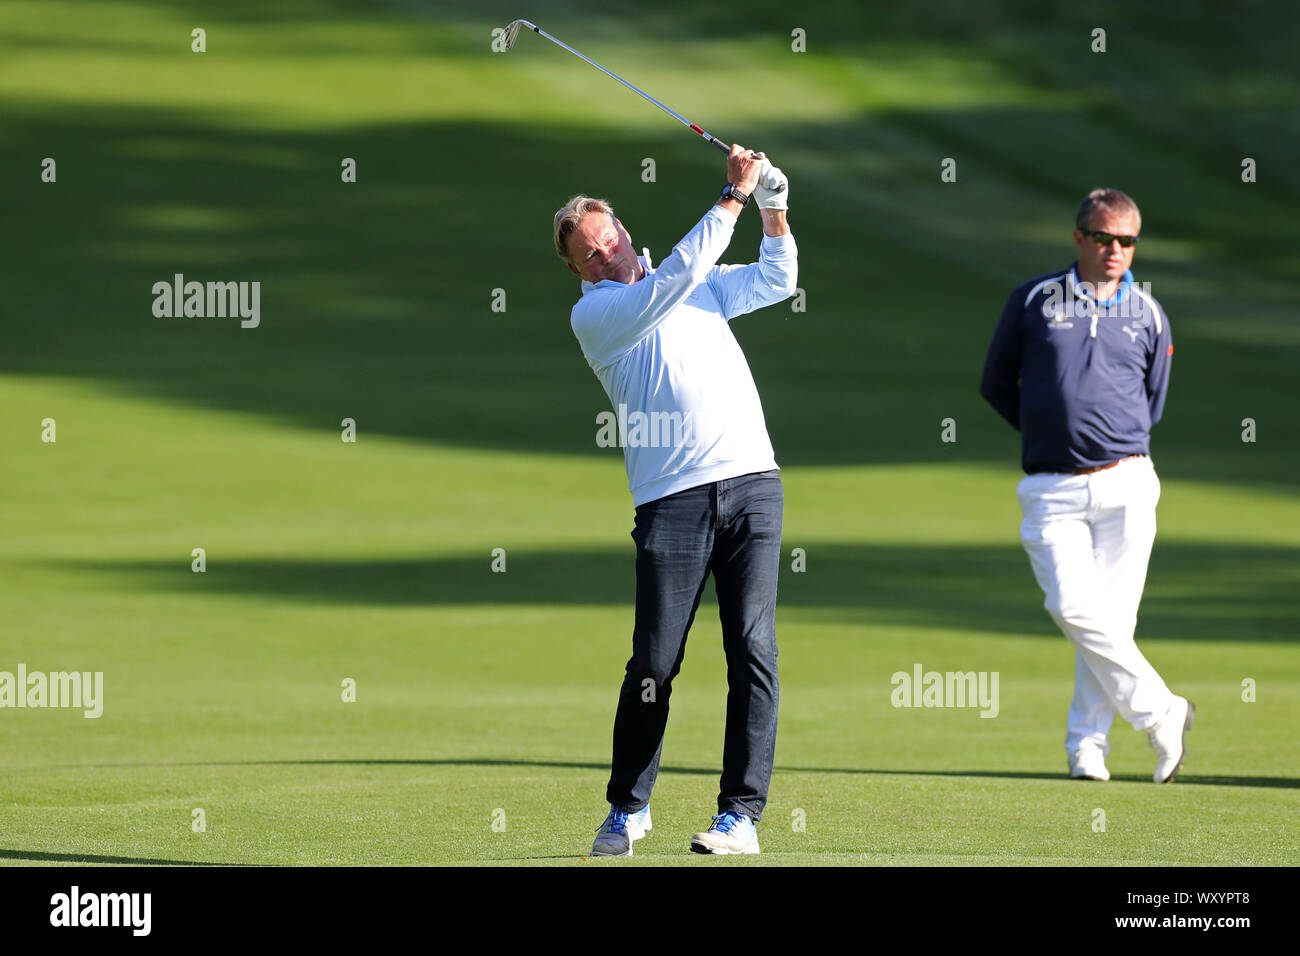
left=2, top=0, right=1297, bottom=865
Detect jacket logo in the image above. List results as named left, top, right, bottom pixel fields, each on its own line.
left=1042, top=305, right=1074, bottom=330
left=1121, top=325, right=1140, bottom=343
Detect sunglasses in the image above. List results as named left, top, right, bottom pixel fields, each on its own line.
left=1081, top=229, right=1139, bottom=248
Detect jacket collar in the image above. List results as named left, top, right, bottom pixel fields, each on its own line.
left=1068, top=263, right=1134, bottom=308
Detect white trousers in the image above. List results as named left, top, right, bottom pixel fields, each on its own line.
left=1016, top=456, right=1175, bottom=756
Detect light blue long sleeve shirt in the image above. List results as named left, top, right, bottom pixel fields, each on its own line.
left=571, top=206, right=798, bottom=505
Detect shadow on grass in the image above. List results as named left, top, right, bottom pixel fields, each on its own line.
left=6, top=97, right=1299, bottom=484
left=0, top=848, right=237, bottom=866
left=47, top=757, right=1300, bottom=790
left=60, top=540, right=1300, bottom=642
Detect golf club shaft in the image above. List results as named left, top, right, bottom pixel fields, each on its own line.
left=515, top=20, right=731, bottom=153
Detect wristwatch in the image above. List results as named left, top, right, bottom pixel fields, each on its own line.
left=719, top=183, right=750, bottom=207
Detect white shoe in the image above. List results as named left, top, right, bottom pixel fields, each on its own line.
left=1068, top=748, right=1110, bottom=781
left=1146, top=697, right=1195, bottom=783
left=689, top=812, right=760, bottom=855
left=591, top=805, right=652, bottom=856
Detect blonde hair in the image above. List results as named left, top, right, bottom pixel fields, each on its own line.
left=553, top=195, right=616, bottom=261
left=1076, top=188, right=1141, bottom=233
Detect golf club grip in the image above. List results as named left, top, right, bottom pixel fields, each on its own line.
left=709, top=140, right=766, bottom=164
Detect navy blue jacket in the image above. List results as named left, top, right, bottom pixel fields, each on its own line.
left=981, top=264, right=1173, bottom=474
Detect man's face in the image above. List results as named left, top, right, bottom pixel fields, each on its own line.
left=565, top=213, right=642, bottom=285
left=1073, top=207, right=1140, bottom=285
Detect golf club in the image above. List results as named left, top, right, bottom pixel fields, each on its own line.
left=501, top=19, right=740, bottom=156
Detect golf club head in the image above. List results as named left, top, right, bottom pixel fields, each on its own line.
left=501, top=19, right=533, bottom=52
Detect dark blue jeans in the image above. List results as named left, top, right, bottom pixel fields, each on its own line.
left=606, top=469, right=783, bottom=821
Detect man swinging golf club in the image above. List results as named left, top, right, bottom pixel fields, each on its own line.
left=555, top=145, right=796, bottom=855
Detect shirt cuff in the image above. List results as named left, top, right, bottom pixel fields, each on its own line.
left=761, top=230, right=796, bottom=250
left=709, top=203, right=740, bottom=224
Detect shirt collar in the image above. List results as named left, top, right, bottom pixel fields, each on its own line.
left=580, top=248, right=654, bottom=295
left=1068, top=263, right=1134, bottom=308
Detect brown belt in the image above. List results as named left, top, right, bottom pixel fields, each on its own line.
left=1075, top=454, right=1145, bottom=476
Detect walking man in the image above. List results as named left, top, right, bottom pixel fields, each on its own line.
left=555, top=145, right=797, bottom=853
left=981, top=188, right=1195, bottom=783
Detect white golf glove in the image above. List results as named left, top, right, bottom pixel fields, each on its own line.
left=753, top=158, right=788, bottom=211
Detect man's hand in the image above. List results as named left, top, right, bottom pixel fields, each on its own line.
left=726, top=144, right=763, bottom=195
left=754, top=161, right=788, bottom=211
